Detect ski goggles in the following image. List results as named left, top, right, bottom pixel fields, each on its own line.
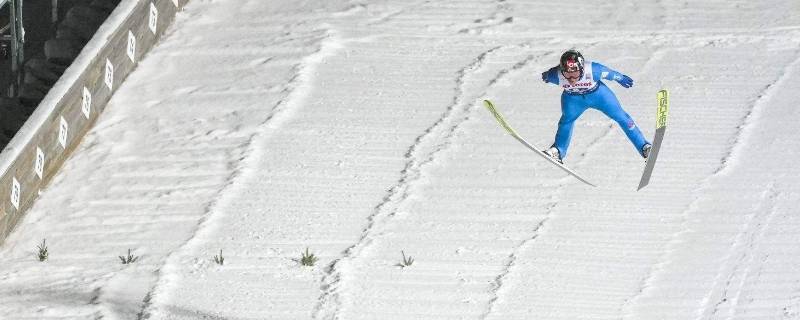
left=562, top=71, right=581, bottom=80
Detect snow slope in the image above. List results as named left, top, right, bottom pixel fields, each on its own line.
left=2, top=0, right=800, bottom=319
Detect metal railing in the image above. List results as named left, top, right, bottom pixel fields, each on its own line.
left=1, top=0, right=24, bottom=97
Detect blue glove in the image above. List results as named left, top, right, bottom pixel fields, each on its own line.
left=617, top=74, right=634, bottom=88
left=541, top=71, right=548, bottom=82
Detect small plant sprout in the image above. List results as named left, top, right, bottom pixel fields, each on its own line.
left=119, top=249, right=139, bottom=264
left=300, top=247, right=318, bottom=267
left=398, top=250, right=414, bottom=268
left=37, top=239, right=49, bottom=262
left=213, top=249, right=224, bottom=266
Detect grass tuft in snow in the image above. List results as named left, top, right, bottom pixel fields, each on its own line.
left=36, top=239, right=49, bottom=262
left=119, top=249, right=139, bottom=264
left=397, top=250, right=414, bottom=268
left=213, top=249, right=225, bottom=266
left=300, top=247, right=318, bottom=267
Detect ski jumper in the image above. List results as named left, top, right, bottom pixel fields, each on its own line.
left=542, top=61, right=648, bottom=158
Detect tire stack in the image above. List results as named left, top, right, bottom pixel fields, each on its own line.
left=1, top=0, right=120, bottom=149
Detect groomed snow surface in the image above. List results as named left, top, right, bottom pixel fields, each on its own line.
left=2, top=0, right=800, bottom=319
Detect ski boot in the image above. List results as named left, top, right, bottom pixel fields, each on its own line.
left=641, top=143, right=652, bottom=162
left=543, top=146, right=563, bottom=164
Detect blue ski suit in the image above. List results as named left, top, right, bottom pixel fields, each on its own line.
left=542, top=61, right=649, bottom=158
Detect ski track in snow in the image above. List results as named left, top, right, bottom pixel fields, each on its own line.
left=706, top=185, right=779, bottom=319
left=312, top=43, right=527, bottom=320
left=621, top=44, right=800, bottom=320
left=712, top=49, right=800, bottom=177
left=697, top=49, right=800, bottom=320
left=363, top=0, right=431, bottom=27
left=139, top=28, right=343, bottom=320
left=480, top=201, right=555, bottom=320
left=456, top=0, right=514, bottom=35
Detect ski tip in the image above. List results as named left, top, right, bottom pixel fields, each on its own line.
left=483, top=99, right=493, bottom=107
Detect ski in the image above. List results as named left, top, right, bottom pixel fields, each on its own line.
left=637, top=89, right=669, bottom=190
left=483, top=100, right=596, bottom=187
